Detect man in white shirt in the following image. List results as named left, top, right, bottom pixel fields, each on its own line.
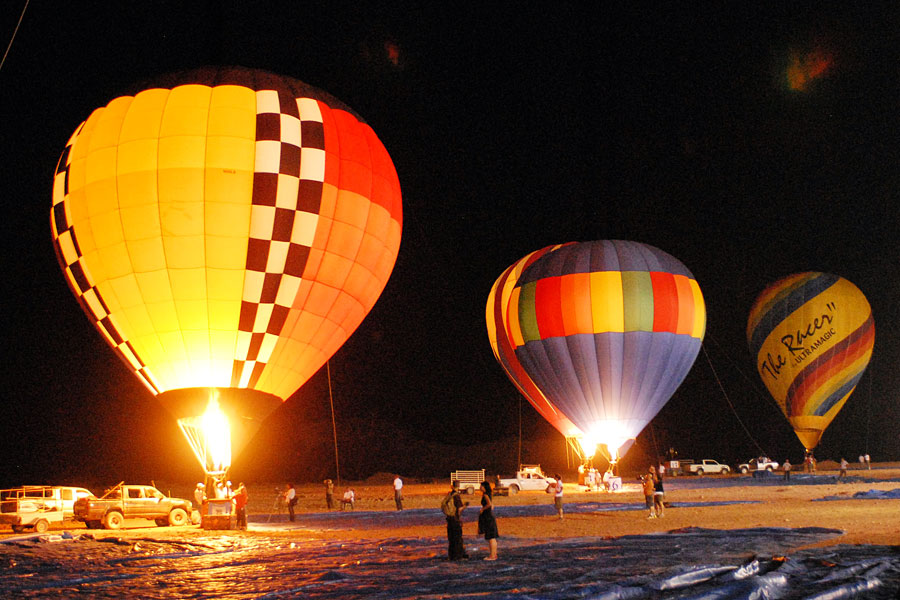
left=393, top=475, right=404, bottom=510
left=284, top=483, right=297, bottom=522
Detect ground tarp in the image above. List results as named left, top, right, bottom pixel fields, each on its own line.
left=2, top=521, right=899, bottom=598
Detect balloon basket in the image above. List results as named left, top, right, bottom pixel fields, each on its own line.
left=201, top=498, right=234, bottom=530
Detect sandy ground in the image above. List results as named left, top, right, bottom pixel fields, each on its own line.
left=245, top=465, right=900, bottom=551
left=5, top=464, right=899, bottom=553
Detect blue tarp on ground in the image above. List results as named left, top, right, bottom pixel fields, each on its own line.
left=260, top=500, right=758, bottom=529
left=2, top=526, right=899, bottom=598
left=816, top=488, right=900, bottom=502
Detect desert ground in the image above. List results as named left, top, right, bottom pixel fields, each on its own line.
left=227, top=462, right=900, bottom=550
left=4, top=463, right=899, bottom=550
left=2, top=463, right=899, bottom=598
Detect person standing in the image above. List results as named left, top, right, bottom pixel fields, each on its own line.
left=284, top=483, right=297, bottom=522
left=865, top=454, right=871, bottom=470
left=553, top=474, right=564, bottom=520
left=444, top=480, right=468, bottom=560
left=324, top=479, right=335, bottom=510
left=393, top=474, right=404, bottom=511
left=478, top=481, right=499, bottom=560
left=839, top=458, right=849, bottom=480
left=642, top=470, right=656, bottom=518
left=194, top=483, right=206, bottom=512
left=233, top=483, right=248, bottom=530
left=652, top=466, right=665, bottom=518
left=783, top=459, right=791, bottom=481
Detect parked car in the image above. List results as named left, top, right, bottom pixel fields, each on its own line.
left=496, top=465, right=556, bottom=495
left=0, top=485, right=93, bottom=533
left=73, top=483, right=193, bottom=530
left=738, top=457, right=779, bottom=474
left=688, top=460, right=731, bottom=476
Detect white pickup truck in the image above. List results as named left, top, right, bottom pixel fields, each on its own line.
left=738, top=457, right=779, bottom=474
left=687, top=459, right=731, bottom=476
left=0, top=485, right=93, bottom=533
left=496, top=465, right=556, bottom=495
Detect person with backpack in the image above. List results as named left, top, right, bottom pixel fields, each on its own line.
left=442, top=480, right=468, bottom=560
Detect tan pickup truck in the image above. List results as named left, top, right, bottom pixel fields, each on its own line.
left=73, top=483, right=193, bottom=530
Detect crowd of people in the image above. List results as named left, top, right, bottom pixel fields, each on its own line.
left=190, top=454, right=874, bottom=559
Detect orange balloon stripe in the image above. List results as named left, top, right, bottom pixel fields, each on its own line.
left=787, top=316, right=875, bottom=416
left=673, top=275, right=695, bottom=335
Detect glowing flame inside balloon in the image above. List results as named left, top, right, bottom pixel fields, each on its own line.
left=178, top=392, right=232, bottom=476
left=585, top=423, right=628, bottom=462
left=577, top=437, right=598, bottom=459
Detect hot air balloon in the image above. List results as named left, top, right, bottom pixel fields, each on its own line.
left=497, top=240, right=706, bottom=463
left=487, top=244, right=586, bottom=455
left=50, top=67, right=402, bottom=479
left=747, top=272, right=874, bottom=453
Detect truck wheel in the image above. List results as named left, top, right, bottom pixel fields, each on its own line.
left=155, top=518, right=169, bottom=527
left=696, top=468, right=704, bottom=476
left=723, top=467, right=731, bottom=474
left=740, top=466, right=749, bottom=474
left=104, top=511, right=124, bottom=530
left=766, top=466, right=774, bottom=472
left=508, top=485, right=519, bottom=496
left=168, top=508, right=188, bottom=527
left=34, top=519, right=50, bottom=533
left=466, top=486, right=475, bottom=495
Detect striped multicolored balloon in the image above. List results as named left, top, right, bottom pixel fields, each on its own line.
left=747, top=272, right=875, bottom=451
left=487, top=244, right=583, bottom=444
left=501, top=240, right=706, bottom=459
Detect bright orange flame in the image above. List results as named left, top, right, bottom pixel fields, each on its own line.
left=178, top=391, right=232, bottom=475
left=201, top=395, right=232, bottom=473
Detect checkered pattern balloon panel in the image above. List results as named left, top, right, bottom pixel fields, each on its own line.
left=51, top=68, right=402, bottom=404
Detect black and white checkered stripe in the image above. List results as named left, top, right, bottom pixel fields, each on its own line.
left=230, top=90, right=327, bottom=388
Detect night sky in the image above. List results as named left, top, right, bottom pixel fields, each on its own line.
left=2, top=3, right=898, bottom=488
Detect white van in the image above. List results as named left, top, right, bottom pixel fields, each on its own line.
left=0, top=486, right=93, bottom=532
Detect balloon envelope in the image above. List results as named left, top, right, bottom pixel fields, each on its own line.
left=50, top=67, right=402, bottom=454
left=502, top=240, right=706, bottom=457
left=747, top=272, right=874, bottom=451
left=487, top=244, right=583, bottom=441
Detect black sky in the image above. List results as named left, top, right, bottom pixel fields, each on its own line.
left=2, top=3, right=899, bottom=487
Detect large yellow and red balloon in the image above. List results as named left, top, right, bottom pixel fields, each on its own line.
left=50, top=67, right=402, bottom=457
left=747, top=272, right=874, bottom=451
left=489, top=240, right=706, bottom=460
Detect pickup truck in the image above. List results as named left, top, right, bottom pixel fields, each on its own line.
left=738, top=457, right=779, bottom=474
left=687, top=460, right=731, bottom=476
left=496, top=465, right=556, bottom=496
left=72, top=483, right=193, bottom=530
left=0, top=486, right=93, bottom=533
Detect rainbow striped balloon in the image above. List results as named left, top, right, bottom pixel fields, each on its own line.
left=486, top=244, right=583, bottom=442
left=502, top=240, right=706, bottom=458
left=747, top=272, right=875, bottom=451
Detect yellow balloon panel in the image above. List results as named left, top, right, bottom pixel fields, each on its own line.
left=51, top=69, right=402, bottom=406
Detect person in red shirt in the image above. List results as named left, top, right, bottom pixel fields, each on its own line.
left=233, top=483, right=249, bottom=530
